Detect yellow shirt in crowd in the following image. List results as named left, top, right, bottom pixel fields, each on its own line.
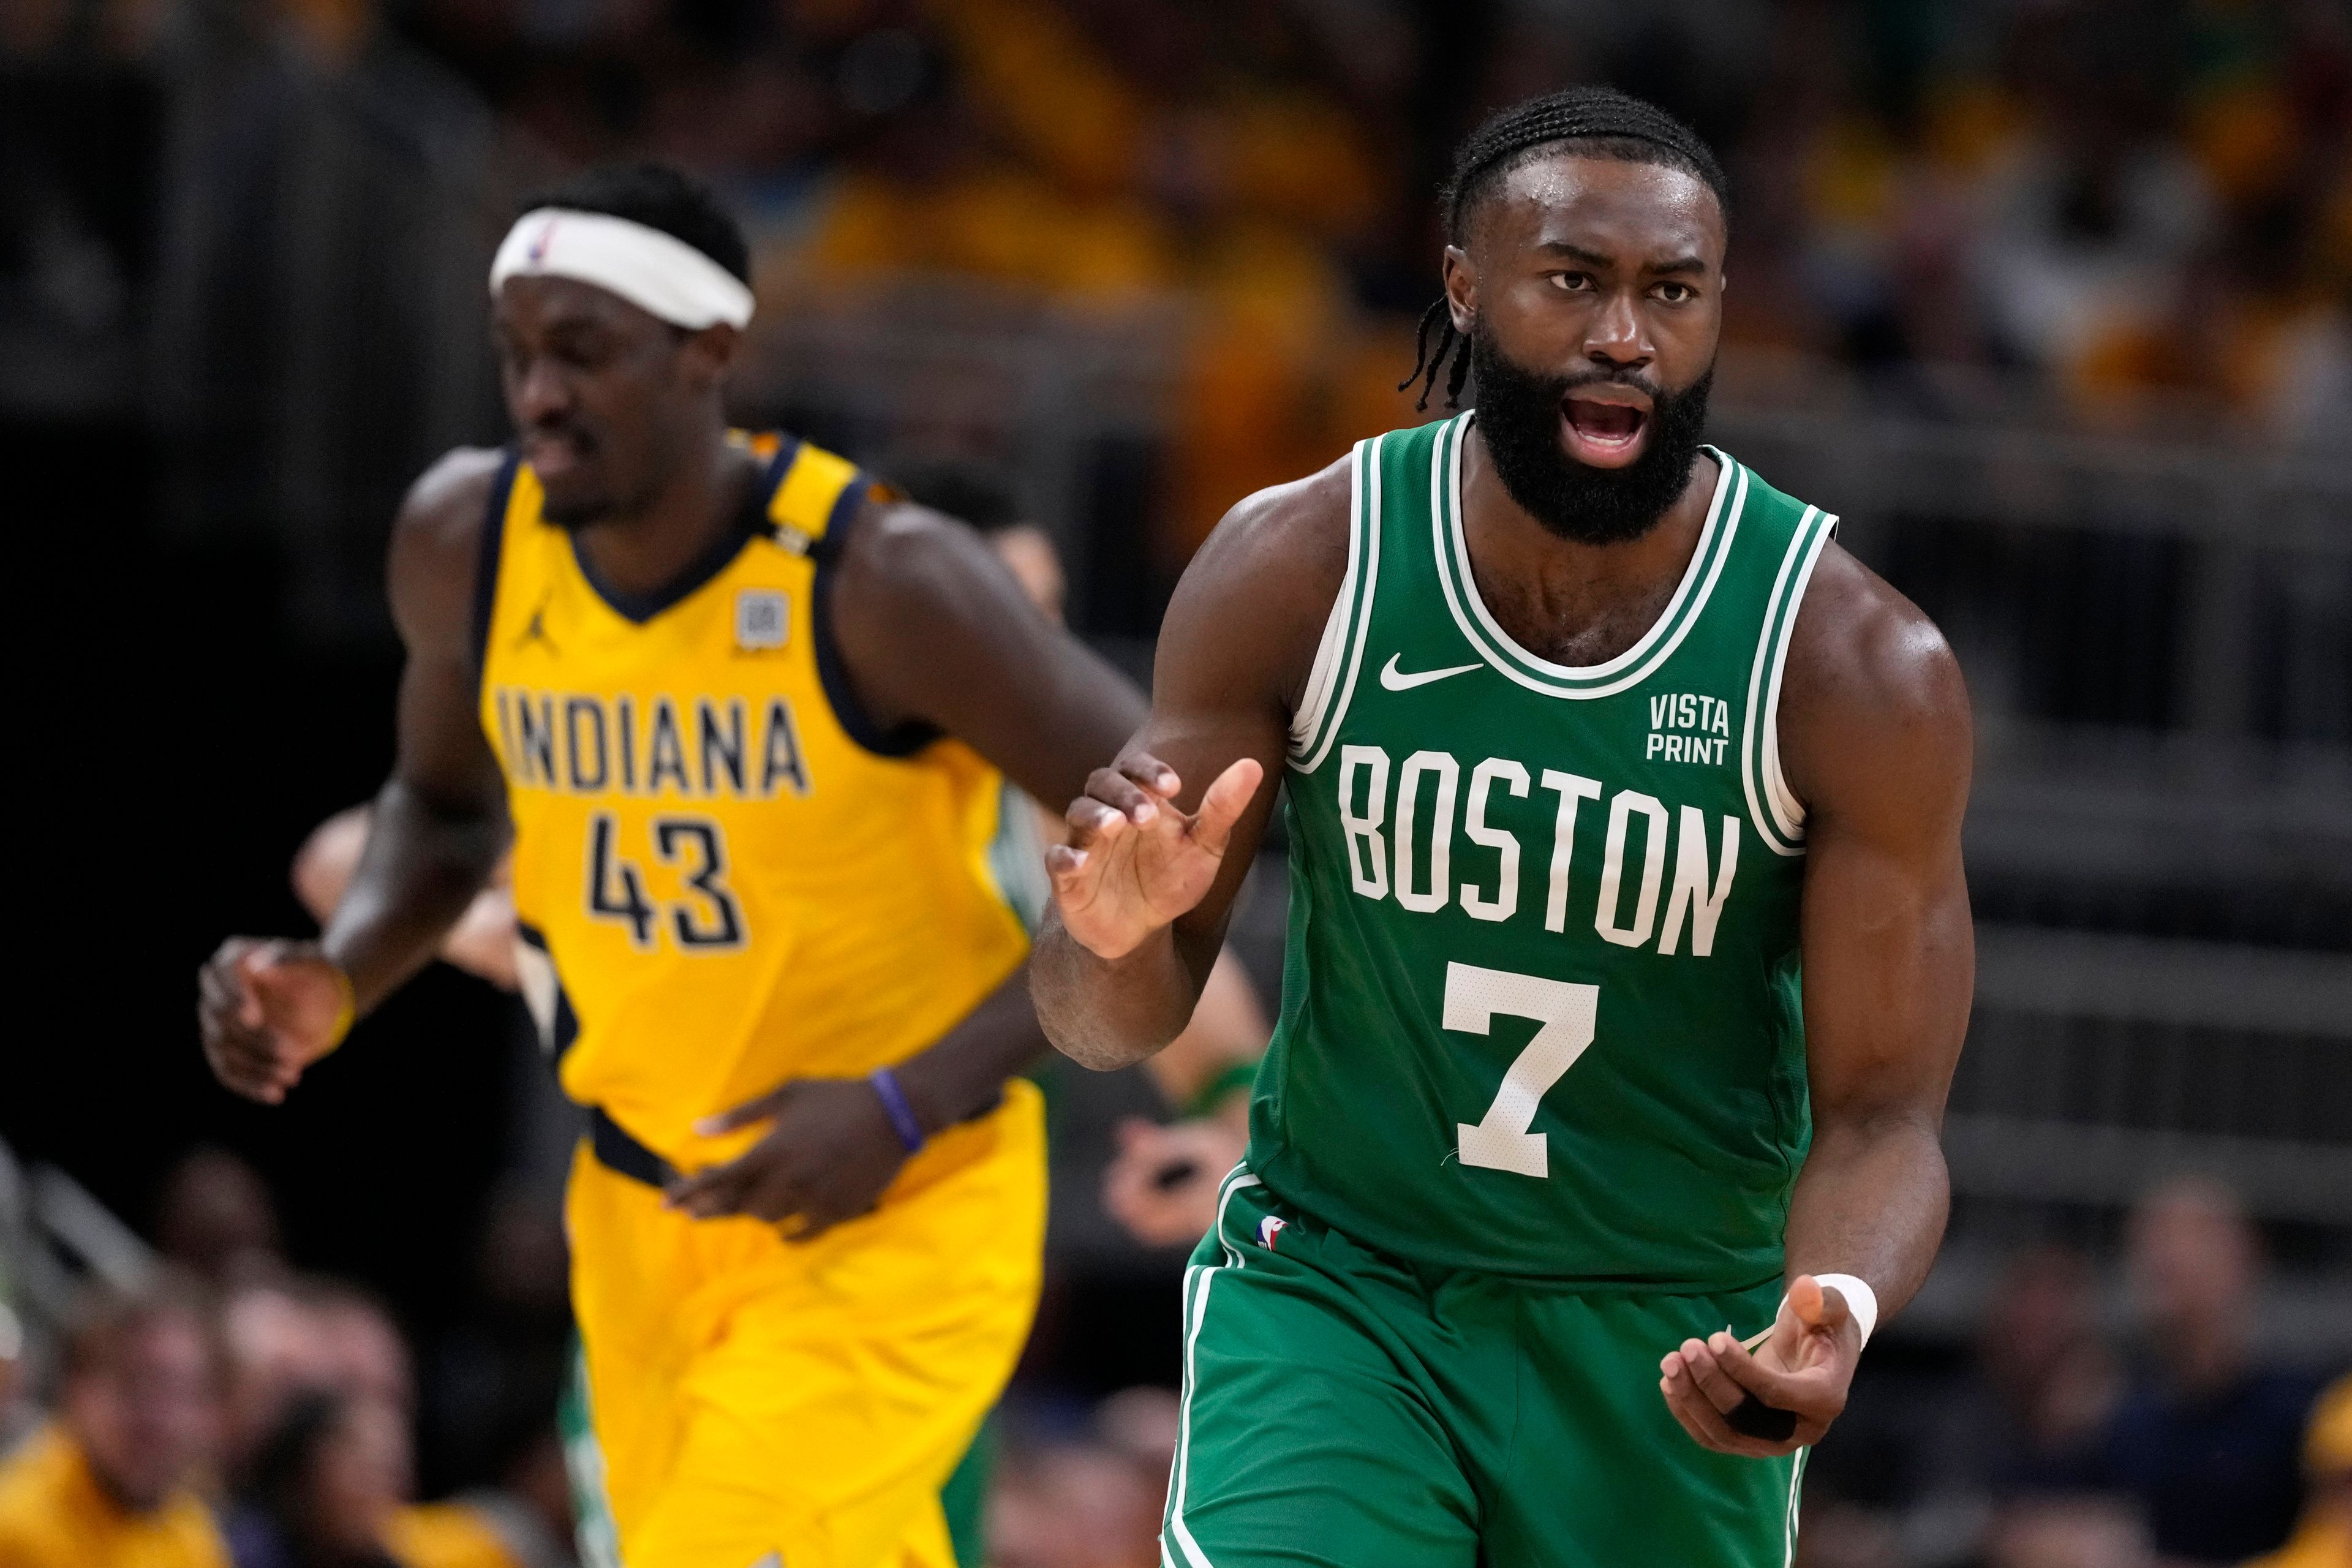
left=0, top=1425, right=229, bottom=1568
left=2247, top=1373, right=2352, bottom=1568
left=383, top=1502, right=522, bottom=1568
left=2246, top=1517, right=2351, bottom=1568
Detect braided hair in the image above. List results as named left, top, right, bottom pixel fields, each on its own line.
left=1401, top=86, right=1728, bottom=411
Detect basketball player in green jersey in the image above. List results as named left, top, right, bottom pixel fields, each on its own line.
left=1033, top=87, right=1973, bottom=1566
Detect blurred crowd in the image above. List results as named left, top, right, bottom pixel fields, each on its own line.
left=410, top=0, right=2352, bottom=434
left=491, top=0, right=2352, bottom=541
left=1801, top=1180, right=2350, bottom=1568
left=0, top=1146, right=578, bottom=1568
left=3, top=2, right=2350, bottom=1567
left=7, top=0, right=2348, bottom=576
left=4, top=1144, right=2346, bottom=1568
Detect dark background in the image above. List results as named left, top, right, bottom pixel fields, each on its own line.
left=4, top=0, right=2348, bottom=1561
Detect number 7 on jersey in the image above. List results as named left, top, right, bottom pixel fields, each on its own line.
left=1449, top=962, right=1599, bottom=1179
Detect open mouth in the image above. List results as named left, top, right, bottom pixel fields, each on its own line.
left=1559, top=395, right=1651, bottom=469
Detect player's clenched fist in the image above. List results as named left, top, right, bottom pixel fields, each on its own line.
left=1044, top=752, right=1264, bottom=960
left=196, top=938, right=353, bottom=1104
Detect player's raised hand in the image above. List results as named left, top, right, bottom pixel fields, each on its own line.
left=1046, top=752, right=1264, bottom=960
left=1657, top=1274, right=1861, bottom=1457
left=196, top=938, right=353, bottom=1104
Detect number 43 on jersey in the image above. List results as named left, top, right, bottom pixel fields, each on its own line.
left=586, top=811, right=746, bottom=951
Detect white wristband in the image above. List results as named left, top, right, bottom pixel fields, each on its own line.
left=1806, top=1273, right=1879, bottom=1348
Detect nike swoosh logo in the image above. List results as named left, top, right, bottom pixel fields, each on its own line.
left=1379, top=653, right=1482, bottom=691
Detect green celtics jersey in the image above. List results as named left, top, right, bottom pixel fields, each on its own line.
left=1250, top=412, right=1839, bottom=1289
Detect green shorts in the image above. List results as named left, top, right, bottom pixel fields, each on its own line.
left=1165, top=1170, right=1805, bottom=1568
left=940, top=1412, right=995, bottom=1568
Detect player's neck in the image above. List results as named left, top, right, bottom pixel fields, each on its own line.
left=1458, top=431, right=1717, bottom=669
left=572, top=431, right=758, bottom=600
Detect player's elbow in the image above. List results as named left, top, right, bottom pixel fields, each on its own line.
left=1045, top=1028, right=1159, bottom=1074
left=1035, top=1003, right=1169, bottom=1072
left=1029, top=929, right=1185, bottom=1072
left=1809, top=1102, right=1950, bottom=1164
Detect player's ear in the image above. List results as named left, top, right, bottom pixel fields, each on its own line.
left=1442, top=245, right=1476, bottom=335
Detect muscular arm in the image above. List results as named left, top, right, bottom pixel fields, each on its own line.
left=292, top=807, right=518, bottom=990
left=1660, top=541, right=1972, bottom=1456
left=1778, top=545, right=1973, bottom=1314
left=197, top=449, right=511, bottom=1101
left=834, top=499, right=1144, bottom=810
left=1030, top=460, right=1351, bottom=1069
left=324, top=451, right=514, bottom=1014
left=804, top=497, right=1156, bottom=1123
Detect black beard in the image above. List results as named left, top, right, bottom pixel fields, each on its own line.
left=1467, top=323, right=1713, bottom=546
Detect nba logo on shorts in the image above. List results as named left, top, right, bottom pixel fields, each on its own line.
left=1258, top=1216, right=1287, bottom=1250
left=736, top=589, right=788, bottom=650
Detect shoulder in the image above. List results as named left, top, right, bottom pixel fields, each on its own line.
left=1183, top=451, right=1354, bottom=596
left=1778, top=535, right=1972, bottom=820
left=1784, top=540, right=1967, bottom=727
left=820, top=492, right=1055, bottom=705
left=815, top=488, right=1146, bottom=756
left=1160, top=452, right=1357, bottom=705
left=822, top=494, right=1054, bottom=689
left=386, top=446, right=508, bottom=647
left=829, top=492, right=1006, bottom=611
left=390, top=447, right=507, bottom=559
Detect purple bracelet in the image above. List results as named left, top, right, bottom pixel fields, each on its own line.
left=867, top=1067, right=927, bottom=1154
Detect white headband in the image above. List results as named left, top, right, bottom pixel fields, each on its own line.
left=489, top=207, right=754, bottom=330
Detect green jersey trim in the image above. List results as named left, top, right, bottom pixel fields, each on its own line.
left=1289, top=437, right=1384, bottom=772
left=1740, top=503, right=1839, bottom=856
left=1430, top=413, right=1751, bottom=699
left=986, top=780, right=1052, bottom=933
left=557, top=1342, right=622, bottom=1568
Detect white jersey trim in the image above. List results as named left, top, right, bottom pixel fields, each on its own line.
left=1287, top=442, right=1363, bottom=756
left=1291, top=439, right=1382, bottom=774
left=1164, top=1166, right=1258, bottom=1568
left=1741, top=508, right=1838, bottom=855
left=1782, top=1447, right=1810, bottom=1568
left=1762, top=516, right=1835, bottom=839
left=1434, top=416, right=1747, bottom=700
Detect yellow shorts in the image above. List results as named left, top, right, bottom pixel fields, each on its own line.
left=564, top=1082, right=1046, bottom=1568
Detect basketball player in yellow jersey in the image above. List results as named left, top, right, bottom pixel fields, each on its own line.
left=195, top=164, right=1145, bottom=1568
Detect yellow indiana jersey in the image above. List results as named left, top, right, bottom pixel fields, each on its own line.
left=474, top=432, right=1036, bottom=1164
